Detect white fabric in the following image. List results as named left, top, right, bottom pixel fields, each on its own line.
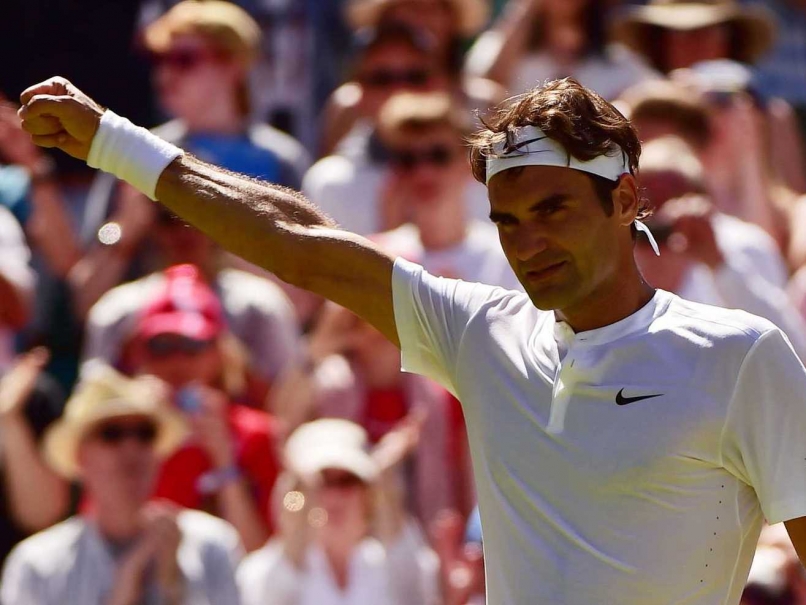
left=712, top=212, right=789, bottom=289
left=87, top=110, right=182, bottom=201
left=1, top=511, right=243, bottom=605
left=678, top=262, right=806, bottom=361
left=237, top=529, right=439, bottom=605
left=374, top=220, right=522, bottom=291
left=486, top=125, right=630, bottom=184
left=392, top=257, right=806, bottom=605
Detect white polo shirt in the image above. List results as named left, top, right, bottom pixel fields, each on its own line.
left=392, top=258, right=806, bottom=605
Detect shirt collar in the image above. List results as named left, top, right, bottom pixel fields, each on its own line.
left=551, top=289, right=673, bottom=348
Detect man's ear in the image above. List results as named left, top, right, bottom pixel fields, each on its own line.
left=614, top=174, right=640, bottom=227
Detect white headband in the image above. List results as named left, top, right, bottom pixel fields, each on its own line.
left=486, top=125, right=630, bottom=184
left=485, top=125, right=659, bottom=256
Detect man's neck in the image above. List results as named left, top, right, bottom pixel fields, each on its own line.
left=414, top=198, right=468, bottom=251
left=555, top=261, right=655, bottom=333
left=93, top=506, right=143, bottom=542
left=183, top=96, right=245, bottom=136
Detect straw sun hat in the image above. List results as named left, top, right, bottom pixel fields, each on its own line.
left=43, top=365, right=188, bottom=479
left=345, top=0, right=490, bottom=38
left=613, top=0, right=775, bottom=66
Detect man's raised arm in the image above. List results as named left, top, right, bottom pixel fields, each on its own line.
left=18, top=77, right=398, bottom=346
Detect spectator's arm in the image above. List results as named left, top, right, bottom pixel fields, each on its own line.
left=0, top=271, right=29, bottom=330
left=0, top=350, right=69, bottom=532
left=785, top=516, right=806, bottom=567
left=214, top=480, right=270, bottom=553
left=464, top=0, right=539, bottom=86
left=67, top=184, right=155, bottom=319
left=767, top=99, right=806, bottom=195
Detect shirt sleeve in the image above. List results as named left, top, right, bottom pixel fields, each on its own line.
left=721, top=328, right=806, bottom=524
left=392, top=257, right=511, bottom=396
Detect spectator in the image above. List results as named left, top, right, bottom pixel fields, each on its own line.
left=0, top=365, right=243, bottom=605
left=342, top=0, right=501, bottom=124
left=432, top=509, right=485, bottom=605
left=237, top=418, right=440, bottom=605
left=0, top=349, right=69, bottom=566
left=621, top=77, right=799, bottom=264
left=634, top=137, right=806, bottom=358
left=314, top=22, right=442, bottom=167
left=373, top=91, right=521, bottom=290
left=74, top=0, right=310, bottom=318
left=270, top=302, right=463, bottom=524
left=125, top=264, right=282, bottom=551
left=0, top=202, right=34, bottom=370
left=612, top=0, right=776, bottom=74
left=306, top=63, right=490, bottom=238
left=82, top=210, right=300, bottom=388
left=466, top=0, right=659, bottom=100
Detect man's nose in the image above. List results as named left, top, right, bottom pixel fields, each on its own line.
left=513, top=227, right=549, bottom=262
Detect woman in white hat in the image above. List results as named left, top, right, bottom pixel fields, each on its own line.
left=1, top=365, right=243, bottom=605
left=238, top=417, right=440, bottom=605
left=465, top=0, right=660, bottom=100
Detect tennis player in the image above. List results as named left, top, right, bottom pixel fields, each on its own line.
left=18, top=76, right=806, bottom=604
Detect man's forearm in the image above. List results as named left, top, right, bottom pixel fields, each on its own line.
left=154, top=154, right=336, bottom=283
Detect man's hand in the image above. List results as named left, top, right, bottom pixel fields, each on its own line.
left=17, top=77, right=104, bottom=161
left=658, top=195, right=724, bottom=270
left=188, top=386, right=236, bottom=470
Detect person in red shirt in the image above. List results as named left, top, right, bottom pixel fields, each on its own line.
left=128, top=263, right=280, bottom=552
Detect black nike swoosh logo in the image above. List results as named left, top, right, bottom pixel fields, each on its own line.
left=615, top=389, right=663, bottom=406
left=502, top=136, right=548, bottom=155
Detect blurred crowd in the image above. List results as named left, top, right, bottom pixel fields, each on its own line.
left=0, top=0, right=805, bottom=603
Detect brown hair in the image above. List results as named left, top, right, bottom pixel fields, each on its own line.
left=468, top=78, right=649, bottom=220
left=378, top=91, right=473, bottom=140
left=622, top=82, right=712, bottom=150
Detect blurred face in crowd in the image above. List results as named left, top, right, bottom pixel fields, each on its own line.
left=387, top=124, right=469, bottom=212
left=488, top=166, right=635, bottom=313
left=155, top=209, right=217, bottom=268
left=542, top=0, right=590, bottom=19
left=152, top=33, right=245, bottom=122
left=135, top=333, right=222, bottom=389
left=311, top=468, right=371, bottom=549
left=634, top=169, right=697, bottom=291
left=662, top=25, right=731, bottom=71
left=357, top=43, right=437, bottom=118
left=383, top=0, right=457, bottom=47
left=78, top=415, right=159, bottom=509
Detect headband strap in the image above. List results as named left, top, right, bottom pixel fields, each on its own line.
left=485, top=125, right=630, bottom=185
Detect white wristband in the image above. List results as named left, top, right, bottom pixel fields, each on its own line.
left=87, top=110, right=183, bottom=201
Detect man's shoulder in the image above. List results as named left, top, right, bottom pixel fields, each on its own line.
left=7, top=517, right=88, bottom=572
left=661, top=292, right=778, bottom=351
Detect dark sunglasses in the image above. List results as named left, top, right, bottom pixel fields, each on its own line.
left=151, top=49, right=219, bottom=71
left=389, top=144, right=455, bottom=170
left=360, top=69, right=430, bottom=88
left=94, top=421, right=158, bottom=445
left=145, top=335, right=214, bottom=357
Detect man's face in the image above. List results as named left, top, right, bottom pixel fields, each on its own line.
left=357, top=44, right=437, bottom=117
left=387, top=125, right=469, bottom=208
left=78, top=415, right=159, bottom=507
left=135, top=333, right=221, bottom=389
left=153, top=33, right=242, bottom=121
left=488, top=166, right=629, bottom=311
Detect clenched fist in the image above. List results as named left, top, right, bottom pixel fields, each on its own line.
left=17, top=77, right=105, bottom=161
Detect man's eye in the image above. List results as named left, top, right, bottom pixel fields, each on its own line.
left=538, top=203, right=564, bottom=216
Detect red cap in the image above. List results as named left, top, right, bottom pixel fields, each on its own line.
left=136, top=264, right=224, bottom=341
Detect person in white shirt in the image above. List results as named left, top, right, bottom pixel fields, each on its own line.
left=19, top=74, right=806, bottom=604
left=633, top=136, right=806, bottom=359
left=373, top=91, right=521, bottom=290
left=237, top=418, right=440, bottom=605
left=0, top=365, right=243, bottom=605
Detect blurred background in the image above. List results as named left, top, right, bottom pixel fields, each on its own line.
left=0, top=0, right=805, bottom=603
